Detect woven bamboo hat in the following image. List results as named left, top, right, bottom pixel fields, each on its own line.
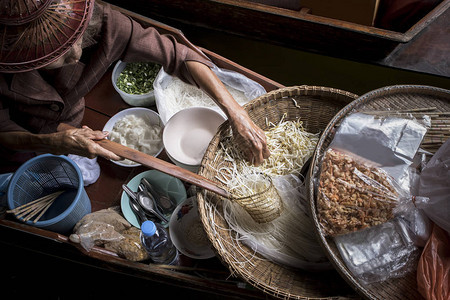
left=0, top=0, right=94, bottom=73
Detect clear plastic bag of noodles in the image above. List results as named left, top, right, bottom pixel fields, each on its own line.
left=315, top=112, right=431, bottom=284
left=154, top=64, right=266, bottom=124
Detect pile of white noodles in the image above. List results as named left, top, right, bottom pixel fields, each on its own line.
left=109, top=114, right=162, bottom=165
left=215, top=114, right=319, bottom=182
left=160, top=77, right=249, bottom=121
left=205, top=114, right=330, bottom=270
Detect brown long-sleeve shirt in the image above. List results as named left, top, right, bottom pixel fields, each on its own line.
left=0, top=3, right=212, bottom=169
left=0, top=3, right=211, bottom=136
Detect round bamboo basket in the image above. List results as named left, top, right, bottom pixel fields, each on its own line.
left=307, top=85, right=450, bottom=300
left=197, top=85, right=361, bottom=299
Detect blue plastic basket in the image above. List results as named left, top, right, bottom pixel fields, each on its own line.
left=7, top=154, right=91, bottom=234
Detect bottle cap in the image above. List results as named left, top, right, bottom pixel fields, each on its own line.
left=141, top=220, right=156, bottom=236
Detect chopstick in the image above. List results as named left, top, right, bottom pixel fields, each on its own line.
left=7, top=190, right=64, bottom=223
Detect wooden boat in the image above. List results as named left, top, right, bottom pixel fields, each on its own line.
left=0, top=2, right=364, bottom=299
left=103, top=0, right=450, bottom=61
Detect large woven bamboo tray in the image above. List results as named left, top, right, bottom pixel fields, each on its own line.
left=306, top=85, right=450, bottom=300
left=196, top=86, right=361, bottom=299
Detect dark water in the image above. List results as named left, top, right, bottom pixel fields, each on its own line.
left=174, top=20, right=450, bottom=95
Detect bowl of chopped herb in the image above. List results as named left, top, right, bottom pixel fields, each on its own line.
left=112, top=60, right=161, bottom=107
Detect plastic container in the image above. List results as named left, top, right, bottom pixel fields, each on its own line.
left=112, top=60, right=158, bottom=107
left=6, top=154, right=91, bottom=234
left=140, top=220, right=179, bottom=265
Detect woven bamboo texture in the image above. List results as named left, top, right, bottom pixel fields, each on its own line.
left=197, top=85, right=361, bottom=299
left=0, top=0, right=93, bottom=73
left=307, top=85, right=450, bottom=300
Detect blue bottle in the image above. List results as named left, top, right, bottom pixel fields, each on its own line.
left=140, top=220, right=179, bottom=265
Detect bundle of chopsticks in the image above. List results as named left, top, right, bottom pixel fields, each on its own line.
left=365, top=107, right=450, bottom=153
left=7, top=190, right=64, bottom=223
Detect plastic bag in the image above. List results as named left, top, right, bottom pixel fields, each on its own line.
left=416, top=139, right=450, bottom=300
left=104, top=226, right=149, bottom=262
left=417, top=223, right=450, bottom=300
left=0, top=172, right=13, bottom=208
left=69, top=207, right=149, bottom=261
left=69, top=208, right=131, bottom=250
left=315, top=112, right=431, bottom=283
left=316, top=112, right=430, bottom=236
left=335, top=217, right=421, bottom=284
left=416, top=138, right=450, bottom=235
left=154, top=64, right=266, bottom=124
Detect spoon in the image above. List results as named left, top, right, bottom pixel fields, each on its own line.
left=122, top=184, right=147, bottom=225
left=137, top=183, right=167, bottom=219
left=136, top=189, right=168, bottom=223
left=140, top=178, right=176, bottom=215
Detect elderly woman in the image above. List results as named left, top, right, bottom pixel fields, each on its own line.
left=0, top=0, right=269, bottom=171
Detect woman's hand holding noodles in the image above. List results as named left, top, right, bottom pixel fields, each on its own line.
left=228, top=108, right=270, bottom=166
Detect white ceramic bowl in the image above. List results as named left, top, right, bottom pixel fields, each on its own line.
left=112, top=60, right=159, bottom=107
left=169, top=196, right=215, bottom=259
left=162, top=107, right=226, bottom=173
left=103, top=107, right=164, bottom=167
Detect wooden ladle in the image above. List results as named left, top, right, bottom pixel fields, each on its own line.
left=59, top=124, right=283, bottom=223
left=59, top=123, right=230, bottom=198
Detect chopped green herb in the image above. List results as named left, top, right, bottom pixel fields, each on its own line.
left=116, top=62, right=160, bottom=95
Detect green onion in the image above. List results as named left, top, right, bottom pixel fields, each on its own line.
left=116, top=62, right=160, bottom=95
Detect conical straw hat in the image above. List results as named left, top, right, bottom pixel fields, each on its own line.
left=0, top=0, right=94, bottom=73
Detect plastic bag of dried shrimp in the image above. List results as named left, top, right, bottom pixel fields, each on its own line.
left=316, top=112, right=431, bottom=236
left=314, top=112, right=433, bottom=284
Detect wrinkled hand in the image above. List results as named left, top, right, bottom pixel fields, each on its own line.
left=229, top=109, right=270, bottom=166
left=53, top=125, right=121, bottom=161
left=184, top=61, right=270, bottom=165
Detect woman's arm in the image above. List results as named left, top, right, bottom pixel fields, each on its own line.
left=0, top=125, right=121, bottom=160
left=186, top=61, right=270, bottom=166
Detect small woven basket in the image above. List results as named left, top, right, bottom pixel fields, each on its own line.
left=307, top=85, right=450, bottom=300
left=197, top=86, right=360, bottom=299
left=230, top=175, right=282, bottom=224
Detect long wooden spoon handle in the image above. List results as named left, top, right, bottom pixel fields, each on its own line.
left=60, top=124, right=230, bottom=198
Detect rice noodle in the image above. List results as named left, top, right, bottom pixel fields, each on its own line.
left=109, top=114, right=162, bottom=165
left=205, top=117, right=330, bottom=270
left=161, top=76, right=248, bottom=120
